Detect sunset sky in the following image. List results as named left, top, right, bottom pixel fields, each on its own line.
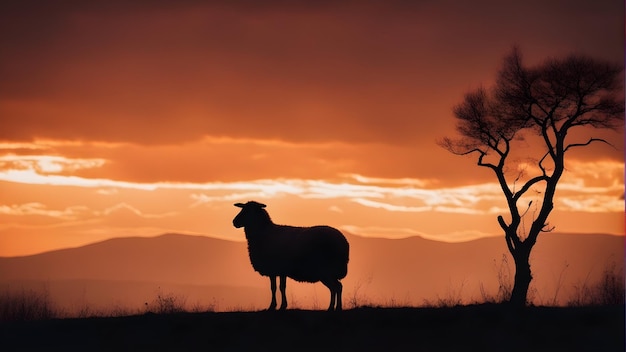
left=0, top=0, right=623, bottom=257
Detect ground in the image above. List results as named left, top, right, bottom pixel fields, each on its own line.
left=1, top=305, right=623, bottom=351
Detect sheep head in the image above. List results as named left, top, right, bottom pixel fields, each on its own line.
left=233, top=201, right=269, bottom=229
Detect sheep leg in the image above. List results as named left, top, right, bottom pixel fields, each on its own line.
left=322, top=279, right=343, bottom=311
left=268, top=276, right=278, bottom=310
left=336, top=281, right=343, bottom=311
left=278, top=275, right=287, bottom=310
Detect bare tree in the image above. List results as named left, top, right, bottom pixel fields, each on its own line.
left=441, top=47, right=624, bottom=307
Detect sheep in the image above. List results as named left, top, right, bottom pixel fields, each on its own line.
left=232, top=201, right=349, bottom=311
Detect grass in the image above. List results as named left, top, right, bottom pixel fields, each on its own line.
left=0, top=288, right=57, bottom=322
left=568, top=261, right=625, bottom=306
left=0, top=287, right=213, bottom=322
left=0, top=260, right=622, bottom=320
left=0, top=304, right=623, bottom=351
left=2, top=262, right=623, bottom=321
left=144, top=287, right=188, bottom=314
left=0, top=272, right=623, bottom=351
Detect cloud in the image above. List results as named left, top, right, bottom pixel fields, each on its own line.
left=0, top=155, right=106, bottom=174
left=0, top=201, right=177, bottom=222
left=342, top=174, right=433, bottom=187
left=0, top=142, right=50, bottom=151
left=0, top=143, right=623, bottom=234
left=557, top=196, right=624, bottom=213
left=340, top=224, right=497, bottom=243
left=350, top=198, right=431, bottom=213
left=96, top=188, right=118, bottom=195
left=0, top=169, right=157, bottom=190
left=189, top=192, right=272, bottom=207
left=328, top=205, right=343, bottom=213
left=0, top=203, right=90, bottom=220
left=97, top=203, right=178, bottom=219
left=0, top=139, right=467, bottom=185
left=1, top=0, right=623, bottom=254
left=1, top=155, right=623, bottom=216
left=1, top=0, right=621, bottom=146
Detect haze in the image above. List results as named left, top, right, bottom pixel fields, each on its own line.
left=0, top=0, right=623, bottom=275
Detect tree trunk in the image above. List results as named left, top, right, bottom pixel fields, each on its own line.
left=509, top=250, right=532, bottom=307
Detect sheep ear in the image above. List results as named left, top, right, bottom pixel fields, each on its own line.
left=234, top=203, right=245, bottom=208
left=257, top=202, right=267, bottom=208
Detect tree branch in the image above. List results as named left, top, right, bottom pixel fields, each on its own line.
left=537, top=152, right=550, bottom=176
left=498, top=215, right=518, bottom=254
left=513, top=175, right=549, bottom=201
left=505, top=233, right=516, bottom=254
left=474, top=150, right=498, bottom=171
left=564, top=138, right=614, bottom=153
left=542, top=112, right=558, bottom=160
left=497, top=215, right=509, bottom=231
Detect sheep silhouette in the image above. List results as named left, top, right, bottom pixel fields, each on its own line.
left=233, top=201, right=349, bottom=311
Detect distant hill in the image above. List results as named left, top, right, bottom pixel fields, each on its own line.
left=0, top=232, right=623, bottom=311
left=0, top=234, right=255, bottom=286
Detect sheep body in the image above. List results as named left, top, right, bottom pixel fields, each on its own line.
left=233, top=201, right=349, bottom=311
left=248, top=224, right=349, bottom=282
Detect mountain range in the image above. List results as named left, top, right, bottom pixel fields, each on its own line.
left=0, top=232, right=622, bottom=312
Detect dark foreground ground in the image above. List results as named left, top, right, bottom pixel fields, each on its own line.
left=1, top=304, right=623, bottom=351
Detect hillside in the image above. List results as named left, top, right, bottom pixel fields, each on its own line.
left=0, top=233, right=623, bottom=310
left=1, top=305, right=623, bottom=351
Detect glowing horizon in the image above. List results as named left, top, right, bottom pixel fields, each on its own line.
left=0, top=139, right=623, bottom=256
left=0, top=1, right=623, bottom=256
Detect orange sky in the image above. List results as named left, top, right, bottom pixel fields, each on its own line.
left=0, top=0, right=624, bottom=256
